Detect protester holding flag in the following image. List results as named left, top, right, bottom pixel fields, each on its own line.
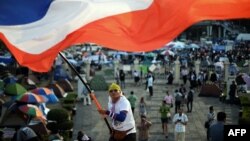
left=98, top=83, right=136, bottom=141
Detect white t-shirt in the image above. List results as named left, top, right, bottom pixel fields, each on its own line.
left=147, top=77, right=153, bottom=87
left=82, top=134, right=90, bottom=141
left=133, top=71, right=139, bottom=77
left=172, top=113, right=188, bottom=132
left=108, top=96, right=136, bottom=134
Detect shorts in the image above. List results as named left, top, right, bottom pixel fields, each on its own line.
left=161, top=118, right=168, bottom=123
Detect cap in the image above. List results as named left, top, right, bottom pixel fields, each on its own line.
left=108, top=83, right=121, bottom=92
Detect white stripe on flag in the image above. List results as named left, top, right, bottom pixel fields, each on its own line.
left=0, top=0, right=153, bottom=54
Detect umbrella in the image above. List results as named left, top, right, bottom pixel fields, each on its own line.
left=31, top=87, right=59, bottom=104
left=16, top=92, right=48, bottom=104
left=4, top=83, right=27, bottom=96
left=18, top=104, right=44, bottom=118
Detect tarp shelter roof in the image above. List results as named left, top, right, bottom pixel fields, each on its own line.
left=236, top=33, right=250, bottom=41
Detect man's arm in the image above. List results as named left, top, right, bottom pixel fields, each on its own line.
left=98, top=109, right=127, bottom=122
left=181, top=115, right=188, bottom=125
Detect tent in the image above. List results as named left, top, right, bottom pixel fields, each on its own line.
left=199, top=83, right=221, bottom=97
left=213, top=45, right=225, bottom=52
left=167, top=41, right=185, bottom=49
left=4, top=83, right=27, bottom=96
left=46, top=83, right=66, bottom=98
left=186, top=43, right=200, bottom=49
left=0, top=56, right=14, bottom=65
left=28, top=120, right=49, bottom=135
left=0, top=103, right=28, bottom=128
left=57, top=79, right=74, bottom=92
left=236, top=33, right=250, bottom=41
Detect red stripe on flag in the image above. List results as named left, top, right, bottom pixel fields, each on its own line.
left=1, top=0, right=250, bottom=72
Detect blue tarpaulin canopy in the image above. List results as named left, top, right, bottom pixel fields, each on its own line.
left=213, top=45, right=225, bottom=52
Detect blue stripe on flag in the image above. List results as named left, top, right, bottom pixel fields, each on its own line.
left=0, top=0, right=52, bottom=25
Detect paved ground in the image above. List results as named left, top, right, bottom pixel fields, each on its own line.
left=71, top=79, right=240, bottom=141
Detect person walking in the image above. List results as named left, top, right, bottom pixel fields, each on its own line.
left=159, top=100, right=171, bottom=138
left=127, top=91, right=137, bottom=114
left=133, top=70, right=140, bottom=86
left=205, top=106, right=216, bottom=141
left=186, top=88, right=194, bottom=113
left=119, top=70, right=126, bottom=88
left=147, top=74, right=154, bottom=97
left=164, top=91, right=174, bottom=107
left=229, top=81, right=237, bottom=105
left=181, top=67, right=188, bottom=85
left=137, top=115, right=152, bottom=141
left=174, top=90, right=183, bottom=113
left=115, top=68, right=120, bottom=85
left=173, top=107, right=188, bottom=141
left=81, top=84, right=91, bottom=106
left=167, top=71, right=174, bottom=85
left=139, top=97, right=147, bottom=117
left=209, top=112, right=226, bottom=141
left=98, top=83, right=136, bottom=141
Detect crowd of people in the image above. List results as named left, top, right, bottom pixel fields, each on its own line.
left=90, top=80, right=229, bottom=141
left=2, top=40, right=248, bottom=141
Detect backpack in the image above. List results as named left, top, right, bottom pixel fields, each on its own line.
left=187, top=91, right=193, bottom=101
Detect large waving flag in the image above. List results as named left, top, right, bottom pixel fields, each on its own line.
left=0, top=0, right=250, bottom=72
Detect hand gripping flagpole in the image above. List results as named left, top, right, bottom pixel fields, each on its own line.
left=59, top=52, right=112, bottom=133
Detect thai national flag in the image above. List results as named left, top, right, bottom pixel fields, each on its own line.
left=0, top=0, right=250, bottom=72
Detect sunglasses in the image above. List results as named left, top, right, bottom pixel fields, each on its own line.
left=109, top=89, right=118, bottom=93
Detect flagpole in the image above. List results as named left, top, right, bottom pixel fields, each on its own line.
left=59, top=52, right=112, bottom=133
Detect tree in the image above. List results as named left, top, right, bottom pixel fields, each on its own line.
left=46, top=108, right=73, bottom=132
